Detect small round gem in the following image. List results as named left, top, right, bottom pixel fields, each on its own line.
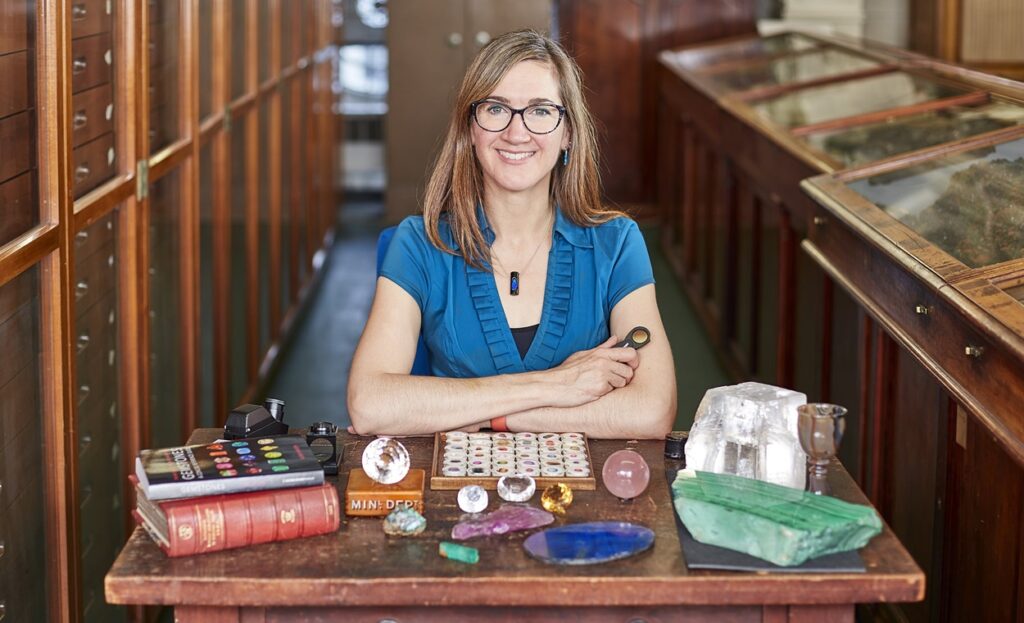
left=601, top=449, right=651, bottom=500
left=540, top=482, right=573, bottom=514
left=442, top=465, right=467, bottom=477
left=361, top=437, right=410, bottom=485
left=496, top=474, right=537, bottom=502
left=446, top=431, right=468, bottom=441
left=542, top=466, right=566, bottom=477
left=457, top=485, right=489, bottom=513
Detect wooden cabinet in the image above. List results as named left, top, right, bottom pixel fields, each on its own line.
left=0, top=2, right=337, bottom=621
left=385, top=0, right=552, bottom=223
left=558, top=0, right=758, bottom=213
left=659, top=32, right=1024, bottom=621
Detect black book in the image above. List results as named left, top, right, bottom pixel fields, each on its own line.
left=135, top=435, right=324, bottom=501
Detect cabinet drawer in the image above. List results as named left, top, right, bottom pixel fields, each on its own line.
left=0, top=110, right=33, bottom=183
left=71, top=83, right=114, bottom=148
left=0, top=50, right=28, bottom=117
left=71, top=32, right=113, bottom=94
left=73, top=210, right=115, bottom=260
left=72, top=132, right=117, bottom=198
left=72, top=238, right=116, bottom=312
left=809, top=207, right=1024, bottom=451
left=0, top=0, right=30, bottom=55
left=75, top=287, right=116, bottom=364
left=0, top=171, right=36, bottom=247
left=70, top=0, right=113, bottom=40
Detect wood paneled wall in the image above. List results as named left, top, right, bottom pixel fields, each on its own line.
left=557, top=0, right=757, bottom=214
left=0, top=1, right=336, bottom=621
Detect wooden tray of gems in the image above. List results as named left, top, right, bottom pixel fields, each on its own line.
left=429, top=431, right=597, bottom=491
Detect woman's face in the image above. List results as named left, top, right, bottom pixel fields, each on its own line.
left=470, top=60, right=570, bottom=199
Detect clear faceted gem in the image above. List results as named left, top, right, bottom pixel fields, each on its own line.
left=496, top=474, right=536, bottom=502
left=361, top=437, right=411, bottom=485
left=457, top=485, right=489, bottom=513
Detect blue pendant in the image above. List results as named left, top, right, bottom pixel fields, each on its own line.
left=523, top=521, right=655, bottom=565
left=510, top=271, right=520, bottom=296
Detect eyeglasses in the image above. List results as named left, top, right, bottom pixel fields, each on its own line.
left=470, top=99, right=567, bottom=135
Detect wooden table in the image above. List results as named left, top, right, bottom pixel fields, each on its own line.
left=106, top=430, right=924, bottom=622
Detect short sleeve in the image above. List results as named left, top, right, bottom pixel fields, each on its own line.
left=379, top=217, right=431, bottom=310
left=607, top=220, right=655, bottom=311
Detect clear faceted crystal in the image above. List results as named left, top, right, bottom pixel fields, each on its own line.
left=361, top=437, right=411, bottom=485
left=685, top=382, right=807, bottom=489
left=496, top=474, right=536, bottom=502
left=457, top=485, right=489, bottom=513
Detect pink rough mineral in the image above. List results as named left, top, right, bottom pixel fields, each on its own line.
left=602, top=449, right=651, bottom=500
left=451, top=505, right=555, bottom=540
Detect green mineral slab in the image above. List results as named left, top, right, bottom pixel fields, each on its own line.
left=671, top=469, right=882, bottom=567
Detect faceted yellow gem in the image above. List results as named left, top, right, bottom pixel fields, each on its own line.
left=540, top=482, right=573, bottom=515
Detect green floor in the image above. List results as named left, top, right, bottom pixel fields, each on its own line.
left=264, top=210, right=730, bottom=431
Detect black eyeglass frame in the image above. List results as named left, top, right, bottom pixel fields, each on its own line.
left=470, top=99, right=568, bottom=135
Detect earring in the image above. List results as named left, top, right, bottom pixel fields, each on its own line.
left=562, top=148, right=570, bottom=166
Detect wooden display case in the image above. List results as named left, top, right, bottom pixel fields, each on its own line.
left=658, top=30, right=1024, bottom=622
left=0, top=1, right=337, bottom=621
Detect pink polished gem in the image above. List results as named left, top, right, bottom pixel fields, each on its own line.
left=602, top=449, right=651, bottom=500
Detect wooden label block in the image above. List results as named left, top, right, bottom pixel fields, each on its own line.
left=345, top=468, right=425, bottom=516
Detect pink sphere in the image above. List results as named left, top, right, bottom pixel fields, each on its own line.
left=602, top=449, right=651, bottom=500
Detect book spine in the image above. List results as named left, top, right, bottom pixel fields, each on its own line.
left=147, top=469, right=324, bottom=501
left=160, top=484, right=340, bottom=557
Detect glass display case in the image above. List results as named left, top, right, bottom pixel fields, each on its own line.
left=845, top=133, right=1024, bottom=269
left=703, top=46, right=880, bottom=94
left=801, top=99, right=1024, bottom=168
left=750, top=71, right=972, bottom=130
left=70, top=0, right=117, bottom=198
left=668, top=32, right=820, bottom=72
left=0, top=0, right=39, bottom=247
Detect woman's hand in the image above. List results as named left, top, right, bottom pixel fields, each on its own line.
left=547, top=336, right=639, bottom=407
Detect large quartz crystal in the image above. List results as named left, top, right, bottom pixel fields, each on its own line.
left=672, top=470, right=882, bottom=567
left=361, top=437, right=410, bottom=485
left=685, top=382, right=807, bottom=489
left=451, top=505, right=554, bottom=540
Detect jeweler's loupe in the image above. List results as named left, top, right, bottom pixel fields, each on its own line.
left=615, top=326, right=651, bottom=350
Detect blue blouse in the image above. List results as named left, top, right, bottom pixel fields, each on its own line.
left=380, top=206, right=654, bottom=378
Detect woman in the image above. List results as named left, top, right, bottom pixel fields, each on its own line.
left=348, top=30, right=676, bottom=438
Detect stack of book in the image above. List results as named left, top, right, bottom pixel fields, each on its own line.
left=132, top=435, right=340, bottom=557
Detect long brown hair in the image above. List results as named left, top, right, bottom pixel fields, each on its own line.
left=422, top=29, right=623, bottom=268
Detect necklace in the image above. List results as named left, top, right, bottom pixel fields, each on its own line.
left=491, top=235, right=549, bottom=296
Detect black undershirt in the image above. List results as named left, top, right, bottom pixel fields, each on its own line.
left=510, top=324, right=540, bottom=360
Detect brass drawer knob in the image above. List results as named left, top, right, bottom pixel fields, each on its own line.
left=813, top=216, right=827, bottom=226
left=75, top=164, right=91, bottom=183
left=75, top=279, right=89, bottom=299
left=77, top=332, right=90, bottom=353
left=72, top=56, right=88, bottom=74
left=965, top=345, right=984, bottom=358
left=72, top=3, right=87, bottom=19
left=73, top=110, right=88, bottom=129
left=914, top=304, right=931, bottom=316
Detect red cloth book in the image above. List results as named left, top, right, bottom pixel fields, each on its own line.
left=132, top=481, right=340, bottom=557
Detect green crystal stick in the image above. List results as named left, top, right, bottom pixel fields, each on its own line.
left=672, top=469, right=882, bottom=567
left=439, top=541, right=479, bottom=564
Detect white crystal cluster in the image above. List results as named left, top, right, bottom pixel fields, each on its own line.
left=685, top=382, right=807, bottom=489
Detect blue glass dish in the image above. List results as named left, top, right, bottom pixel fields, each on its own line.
left=523, top=521, right=655, bottom=565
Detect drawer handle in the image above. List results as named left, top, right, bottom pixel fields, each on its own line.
left=75, top=229, right=89, bottom=244
left=75, top=279, right=89, bottom=299
left=965, top=345, right=984, bottom=358
left=77, top=332, right=90, bottom=353
left=80, top=433, right=93, bottom=453
left=75, top=164, right=91, bottom=183
left=813, top=215, right=827, bottom=226
left=78, top=384, right=91, bottom=404
left=72, top=3, right=87, bottom=19
left=0, top=600, right=5, bottom=621
left=73, top=110, right=88, bottom=130
left=73, top=56, right=88, bottom=74
left=0, top=540, right=5, bottom=559
left=914, top=304, right=931, bottom=316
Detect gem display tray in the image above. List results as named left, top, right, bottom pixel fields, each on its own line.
left=429, top=431, right=597, bottom=491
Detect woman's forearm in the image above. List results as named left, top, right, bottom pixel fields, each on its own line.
left=505, top=379, right=676, bottom=439
left=347, top=369, right=566, bottom=435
